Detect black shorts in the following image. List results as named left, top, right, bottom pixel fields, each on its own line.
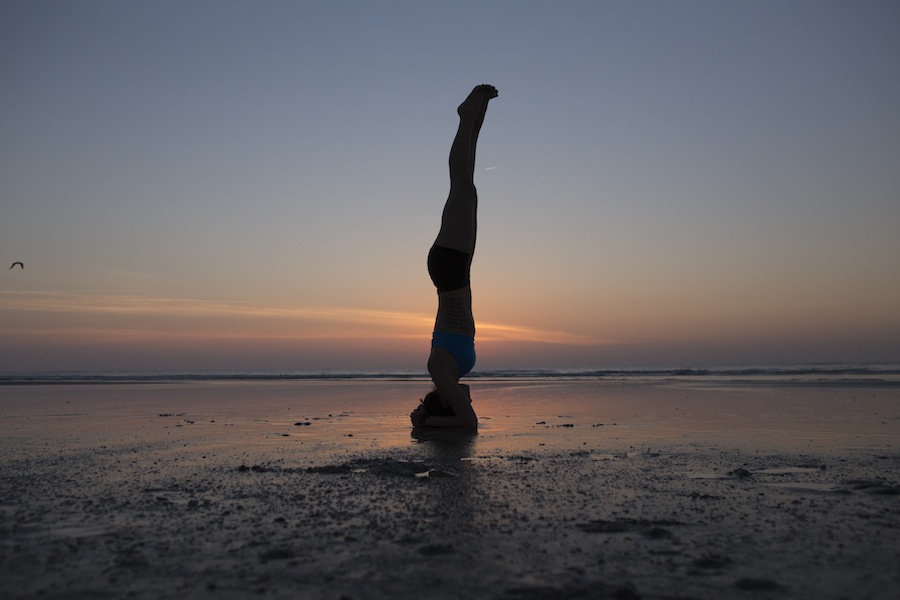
left=427, top=244, right=471, bottom=293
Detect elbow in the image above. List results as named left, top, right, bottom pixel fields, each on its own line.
left=460, top=413, right=478, bottom=429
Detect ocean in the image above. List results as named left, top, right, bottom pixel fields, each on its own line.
left=2, top=363, right=899, bottom=385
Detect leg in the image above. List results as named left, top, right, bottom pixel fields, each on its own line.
left=434, top=85, right=497, bottom=254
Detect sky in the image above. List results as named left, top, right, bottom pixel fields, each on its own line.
left=2, top=0, right=899, bottom=373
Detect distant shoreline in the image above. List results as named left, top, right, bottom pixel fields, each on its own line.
left=1, top=363, right=899, bottom=385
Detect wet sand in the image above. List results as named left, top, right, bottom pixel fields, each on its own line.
left=1, top=379, right=899, bottom=599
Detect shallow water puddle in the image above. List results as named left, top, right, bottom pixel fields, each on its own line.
left=590, top=453, right=619, bottom=461
left=764, top=482, right=839, bottom=493
left=459, top=456, right=493, bottom=463
left=43, top=523, right=116, bottom=539
left=755, top=467, right=821, bottom=474
left=687, top=472, right=731, bottom=480
left=688, top=466, right=823, bottom=480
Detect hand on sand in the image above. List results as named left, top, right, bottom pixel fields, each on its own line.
left=410, top=404, right=429, bottom=428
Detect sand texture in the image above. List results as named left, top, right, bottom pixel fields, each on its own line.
left=1, top=380, right=899, bottom=599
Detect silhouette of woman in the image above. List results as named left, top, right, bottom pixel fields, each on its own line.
left=411, top=84, right=498, bottom=429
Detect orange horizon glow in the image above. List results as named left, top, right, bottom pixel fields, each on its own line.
left=0, top=290, right=611, bottom=346
left=3, top=287, right=899, bottom=372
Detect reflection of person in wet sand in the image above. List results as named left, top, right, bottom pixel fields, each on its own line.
left=411, top=84, right=498, bottom=430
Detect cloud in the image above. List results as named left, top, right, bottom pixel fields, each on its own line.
left=476, top=322, right=603, bottom=345
left=0, top=290, right=604, bottom=346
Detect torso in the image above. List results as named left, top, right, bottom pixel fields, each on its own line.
left=434, top=287, right=475, bottom=337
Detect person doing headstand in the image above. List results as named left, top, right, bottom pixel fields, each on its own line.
left=410, top=84, right=498, bottom=429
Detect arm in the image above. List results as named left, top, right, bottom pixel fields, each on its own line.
left=423, top=380, right=476, bottom=429
left=423, top=350, right=478, bottom=429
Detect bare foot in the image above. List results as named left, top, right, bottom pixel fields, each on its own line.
left=458, top=84, right=498, bottom=118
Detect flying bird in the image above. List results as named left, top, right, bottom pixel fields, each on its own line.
left=9, top=262, right=23, bottom=269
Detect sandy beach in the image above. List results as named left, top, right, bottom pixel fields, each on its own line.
left=1, top=379, right=898, bottom=599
